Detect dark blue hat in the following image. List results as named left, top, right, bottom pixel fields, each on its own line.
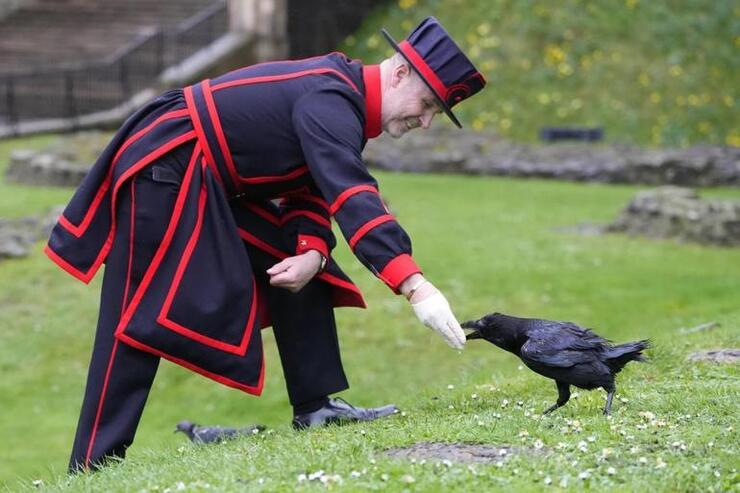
left=381, top=16, right=487, bottom=128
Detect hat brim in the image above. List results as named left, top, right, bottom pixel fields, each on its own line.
left=380, top=28, right=463, bottom=129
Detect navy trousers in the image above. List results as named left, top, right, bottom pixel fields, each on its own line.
left=69, top=144, right=349, bottom=472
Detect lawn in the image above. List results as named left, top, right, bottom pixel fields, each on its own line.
left=0, top=135, right=738, bottom=491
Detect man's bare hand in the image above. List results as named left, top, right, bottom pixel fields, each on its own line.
left=266, top=250, right=323, bottom=292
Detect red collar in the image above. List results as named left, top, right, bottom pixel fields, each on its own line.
left=362, top=64, right=382, bottom=139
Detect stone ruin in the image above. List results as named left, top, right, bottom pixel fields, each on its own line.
left=605, top=186, right=740, bottom=246
left=5, top=131, right=109, bottom=187
left=364, top=128, right=740, bottom=187
left=0, top=206, right=64, bottom=259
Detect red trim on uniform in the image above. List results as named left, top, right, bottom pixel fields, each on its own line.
left=116, top=332, right=265, bottom=395
left=201, top=79, right=241, bottom=189
left=84, top=340, right=119, bottom=468
left=348, top=214, right=395, bottom=249
left=44, top=244, right=96, bottom=283
left=114, top=146, right=200, bottom=338
left=378, top=253, right=422, bottom=293
left=121, top=180, right=136, bottom=311
left=398, top=40, right=449, bottom=101
left=286, top=192, right=330, bottom=211
left=329, top=184, right=378, bottom=215
left=237, top=228, right=366, bottom=308
left=157, top=163, right=258, bottom=356
left=242, top=165, right=309, bottom=185
left=184, top=85, right=225, bottom=188
left=362, top=64, right=382, bottom=139
left=57, top=109, right=189, bottom=238
left=211, top=68, right=359, bottom=94
left=243, top=202, right=281, bottom=226
left=238, top=229, right=286, bottom=259
left=281, top=209, right=331, bottom=228
left=296, top=234, right=329, bottom=258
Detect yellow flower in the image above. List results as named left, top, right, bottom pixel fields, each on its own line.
left=580, top=55, right=592, bottom=70
left=500, top=118, right=511, bottom=130
left=472, top=118, right=485, bottom=130
left=398, top=0, right=417, bottom=9
left=650, top=92, right=661, bottom=104
left=639, top=73, right=651, bottom=86
left=366, top=35, right=379, bottom=48
left=538, top=93, right=551, bottom=105
left=557, top=107, right=568, bottom=118
left=723, top=95, right=735, bottom=107
left=687, top=94, right=700, bottom=106
left=558, top=63, right=573, bottom=77
left=698, top=122, right=711, bottom=134
left=625, top=0, right=639, bottom=8
left=726, top=132, right=740, bottom=147
left=570, top=98, right=583, bottom=110
left=545, top=44, right=566, bottom=65
left=669, top=65, right=683, bottom=77
left=477, top=23, right=491, bottom=36
left=401, top=20, right=413, bottom=31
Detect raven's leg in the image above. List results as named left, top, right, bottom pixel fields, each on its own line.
left=543, top=381, right=571, bottom=414
left=603, top=385, right=616, bottom=415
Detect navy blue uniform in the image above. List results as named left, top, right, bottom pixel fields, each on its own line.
left=47, top=53, right=422, bottom=470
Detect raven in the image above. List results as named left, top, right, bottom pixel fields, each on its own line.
left=462, top=313, right=649, bottom=415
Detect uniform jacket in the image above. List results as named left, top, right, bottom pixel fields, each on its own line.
left=46, top=53, right=422, bottom=395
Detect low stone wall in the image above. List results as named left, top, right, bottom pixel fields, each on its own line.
left=0, top=206, right=64, bottom=260
left=364, top=129, right=740, bottom=187
left=4, top=131, right=109, bottom=187
left=605, top=187, right=740, bottom=246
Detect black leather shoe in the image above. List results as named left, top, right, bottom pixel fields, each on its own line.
left=292, top=397, right=398, bottom=430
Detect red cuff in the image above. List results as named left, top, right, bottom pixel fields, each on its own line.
left=296, top=234, right=329, bottom=258
left=378, top=254, right=422, bottom=294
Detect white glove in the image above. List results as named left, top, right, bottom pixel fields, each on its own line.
left=412, top=292, right=466, bottom=350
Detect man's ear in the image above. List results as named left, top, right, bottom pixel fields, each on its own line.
left=390, top=62, right=412, bottom=88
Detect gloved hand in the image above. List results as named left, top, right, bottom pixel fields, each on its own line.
left=411, top=290, right=466, bottom=350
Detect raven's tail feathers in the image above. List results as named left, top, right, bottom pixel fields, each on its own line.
left=605, top=339, right=650, bottom=372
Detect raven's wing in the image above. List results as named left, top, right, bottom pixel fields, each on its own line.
left=520, top=320, right=607, bottom=368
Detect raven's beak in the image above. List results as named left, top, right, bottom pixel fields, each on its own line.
left=461, top=319, right=483, bottom=340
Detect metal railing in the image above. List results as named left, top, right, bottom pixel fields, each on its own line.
left=0, top=0, right=227, bottom=126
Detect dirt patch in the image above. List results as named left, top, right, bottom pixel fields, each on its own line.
left=688, top=349, right=740, bottom=363
left=385, top=442, right=523, bottom=464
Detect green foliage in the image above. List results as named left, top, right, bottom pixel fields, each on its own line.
left=341, top=0, right=740, bottom=147
left=0, top=134, right=738, bottom=490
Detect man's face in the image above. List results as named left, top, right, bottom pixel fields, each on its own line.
left=381, top=64, right=442, bottom=138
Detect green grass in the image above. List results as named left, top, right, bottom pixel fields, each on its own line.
left=341, top=0, right=740, bottom=147
left=0, top=135, right=738, bottom=491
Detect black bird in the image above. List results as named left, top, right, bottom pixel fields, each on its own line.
left=175, top=420, right=266, bottom=444
left=462, top=313, right=649, bottom=415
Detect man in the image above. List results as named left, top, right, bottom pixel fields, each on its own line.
left=46, top=16, right=486, bottom=472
